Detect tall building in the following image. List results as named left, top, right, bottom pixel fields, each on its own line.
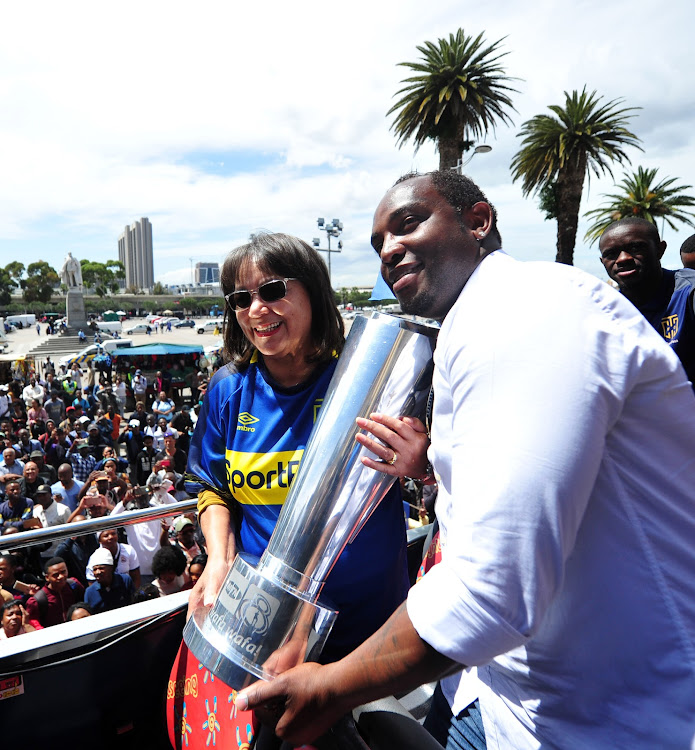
left=195, top=262, right=220, bottom=285
left=118, top=217, right=154, bottom=291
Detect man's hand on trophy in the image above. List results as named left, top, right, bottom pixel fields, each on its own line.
left=262, top=603, right=314, bottom=677
left=355, top=413, right=430, bottom=478
left=235, top=661, right=345, bottom=746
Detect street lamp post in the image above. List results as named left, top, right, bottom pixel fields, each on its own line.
left=313, top=218, right=343, bottom=288
left=452, top=144, right=492, bottom=174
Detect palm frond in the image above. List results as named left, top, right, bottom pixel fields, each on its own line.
left=583, top=166, right=695, bottom=243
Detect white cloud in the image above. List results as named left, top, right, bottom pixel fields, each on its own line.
left=0, top=0, right=694, bottom=288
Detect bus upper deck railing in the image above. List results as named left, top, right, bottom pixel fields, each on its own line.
left=0, top=498, right=199, bottom=552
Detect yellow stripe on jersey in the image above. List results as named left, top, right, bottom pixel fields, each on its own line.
left=225, top=448, right=305, bottom=505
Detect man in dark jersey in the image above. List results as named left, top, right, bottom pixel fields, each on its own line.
left=600, top=217, right=695, bottom=388
left=680, top=232, right=695, bottom=270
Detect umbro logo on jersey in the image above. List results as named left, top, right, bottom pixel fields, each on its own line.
left=237, top=412, right=259, bottom=432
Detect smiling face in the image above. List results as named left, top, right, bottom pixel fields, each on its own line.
left=371, top=176, right=492, bottom=320
left=599, top=222, right=665, bottom=302
left=234, top=260, right=314, bottom=382
left=45, top=561, right=69, bottom=592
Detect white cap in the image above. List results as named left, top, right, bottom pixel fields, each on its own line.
left=91, top=547, right=114, bottom=567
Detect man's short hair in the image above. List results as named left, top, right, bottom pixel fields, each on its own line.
left=599, top=217, right=661, bottom=247
left=680, top=233, right=695, bottom=255
left=395, top=170, right=502, bottom=245
left=44, top=556, right=66, bottom=573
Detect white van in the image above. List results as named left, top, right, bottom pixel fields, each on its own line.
left=59, top=339, right=133, bottom=369
left=96, top=321, right=122, bottom=335
left=5, top=314, right=37, bottom=329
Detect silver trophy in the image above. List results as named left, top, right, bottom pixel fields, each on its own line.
left=184, top=312, right=438, bottom=689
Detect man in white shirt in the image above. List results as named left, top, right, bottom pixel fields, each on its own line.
left=111, top=484, right=175, bottom=581
left=86, top=526, right=140, bottom=590
left=237, top=171, right=695, bottom=749
left=152, top=391, right=176, bottom=423
left=22, top=377, right=45, bottom=408
left=32, top=483, right=70, bottom=558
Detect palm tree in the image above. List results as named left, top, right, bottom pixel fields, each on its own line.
left=388, top=29, right=518, bottom=170
left=584, top=166, right=695, bottom=243
left=510, top=88, right=641, bottom=265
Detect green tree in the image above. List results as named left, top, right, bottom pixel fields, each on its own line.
left=584, top=166, right=695, bottom=244
left=510, top=88, right=641, bottom=265
left=152, top=282, right=168, bottom=295
left=80, top=260, right=125, bottom=297
left=388, top=29, right=518, bottom=170
left=0, top=267, right=17, bottom=306
left=5, top=262, right=25, bottom=289
left=23, top=261, right=60, bottom=304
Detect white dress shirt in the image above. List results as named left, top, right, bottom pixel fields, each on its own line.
left=408, top=251, right=695, bottom=749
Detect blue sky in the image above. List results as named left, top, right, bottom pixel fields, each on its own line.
left=1, top=0, right=694, bottom=289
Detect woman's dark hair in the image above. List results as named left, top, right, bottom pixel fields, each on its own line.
left=189, top=553, right=208, bottom=569
left=134, top=584, right=160, bottom=602
left=152, top=545, right=187, bottom=578
left=220, top=232, right=345, bottom=367
left=66, top=602, right=93, bottom=620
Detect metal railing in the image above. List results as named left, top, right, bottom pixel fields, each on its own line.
left=0, top=498, right=199, bottom=552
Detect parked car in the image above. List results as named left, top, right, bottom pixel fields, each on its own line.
left=197, top=320, right=223, bottom=334
left=123, top=323, right=152, bottom=336
left=174, top=319, right=195, bottom=328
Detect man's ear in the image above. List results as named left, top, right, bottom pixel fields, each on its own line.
left=463, top=202, right=494, bottom=237
left=658, top=239, right=667, bottom=260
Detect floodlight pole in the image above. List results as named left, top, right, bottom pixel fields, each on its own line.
left=313, top=218, right=343, bottom=288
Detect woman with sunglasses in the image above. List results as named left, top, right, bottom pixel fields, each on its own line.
left=186, top=232, right=410, bottom=662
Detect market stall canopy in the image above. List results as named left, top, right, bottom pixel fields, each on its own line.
left=110, top=344, right=204, bottom=357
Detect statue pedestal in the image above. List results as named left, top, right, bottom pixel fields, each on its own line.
left=66, top=288, right=88, bottom=330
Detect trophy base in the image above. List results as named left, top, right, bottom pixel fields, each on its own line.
left=183, top=607, right=265, bottom=690
left=182, top=554, right=337, bottom=690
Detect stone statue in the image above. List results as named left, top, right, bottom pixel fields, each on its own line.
left=60, top=252, right=83, bottom=289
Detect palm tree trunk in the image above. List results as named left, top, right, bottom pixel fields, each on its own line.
left=438, top=138, right=462, bottom=171
left=554, top=152, right=587, bottom=265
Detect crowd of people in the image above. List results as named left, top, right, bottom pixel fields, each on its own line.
left=0, top=356, right=213, bottom=637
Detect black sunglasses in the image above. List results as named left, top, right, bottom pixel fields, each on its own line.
left=224, top=278, right=297, bottom=311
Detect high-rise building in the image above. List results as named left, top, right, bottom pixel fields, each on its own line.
left=195, top=262, right=220, bottom=285
left=118, top=217, right=154, bottom=291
